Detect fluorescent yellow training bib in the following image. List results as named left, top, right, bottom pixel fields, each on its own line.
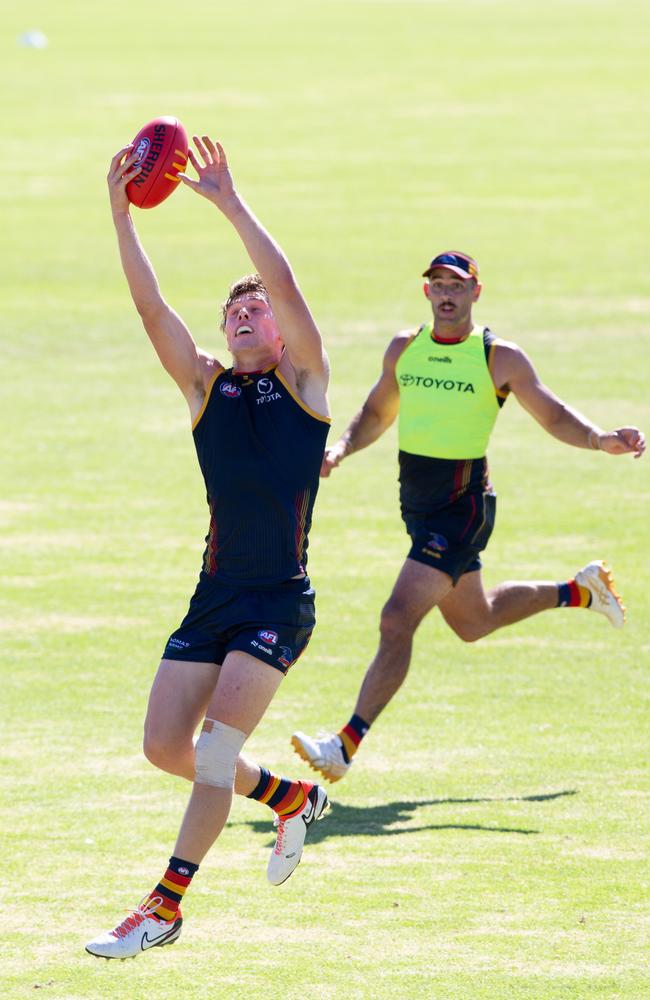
left=395, top=324, right=501, bottom=460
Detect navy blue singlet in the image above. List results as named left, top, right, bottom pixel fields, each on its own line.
left=192, top=364, right=330, bottom=586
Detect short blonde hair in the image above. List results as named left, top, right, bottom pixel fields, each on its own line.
left=220, top=274, right=270, bottom=331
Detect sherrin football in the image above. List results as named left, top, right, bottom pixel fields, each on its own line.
left=126, top=117, right=189, bottom=209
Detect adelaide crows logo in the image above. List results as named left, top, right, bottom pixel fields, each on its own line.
left=220, top=382, right=241, bottom=398
left=427, top=532, right=448, bottom=552
left=279, top=645, right=294, bottom=667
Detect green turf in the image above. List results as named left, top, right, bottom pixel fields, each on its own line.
left=2, top=1, right=649, bottom=997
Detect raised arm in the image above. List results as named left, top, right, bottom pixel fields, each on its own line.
left=107, top=146, right=213, bottom=411
left=179, top=136, right=327, bottom=387
left=493, top=340, right=645, bottom=458
left=321, top=332, right=409, bottom=476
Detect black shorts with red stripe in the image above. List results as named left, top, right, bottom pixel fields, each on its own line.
left=163, top=575, right=316, bottom=674
left=400, top=449, right=497, bottom=585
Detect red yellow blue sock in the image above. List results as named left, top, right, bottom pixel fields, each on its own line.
left=247, top=767, right=308, bottom=818
left=147, top=856, right=199, bottom=922
left=557, top=579, right=592, bottom=608
left=337, top=713, right=370, bottom=763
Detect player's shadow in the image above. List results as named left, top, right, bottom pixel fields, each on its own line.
left=237, top=789, right=576, bottom=842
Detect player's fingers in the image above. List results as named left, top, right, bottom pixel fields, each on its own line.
left=193, top=134, right=212, bottom=165
left=108, top=145, right=133, bottom=178
left=320, top=454, right=339, bottom=476
left=202, top=135, right=217, bottom=156
left=110, top=144, right=132, bottom=166
left=187, top=147, right=202, bottom=172
left=620, top=428, right=641, bottom=448
left=215, top=141, right=228, bottom=167
left=111, top=154, right=141, bottom=189
left=121, top=150, right=141, bottom=171
left=121, top=164, right=142, bottom=183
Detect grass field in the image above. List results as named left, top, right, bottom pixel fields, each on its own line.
left=3, top=1, right=650, bottom=997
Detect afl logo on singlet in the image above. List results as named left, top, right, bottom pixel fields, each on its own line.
left=220, top=382, right=241, bottom=398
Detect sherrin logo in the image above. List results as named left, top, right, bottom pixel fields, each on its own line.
left=220, top=382, right=241, bottom=398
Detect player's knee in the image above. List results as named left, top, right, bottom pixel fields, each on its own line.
left=142, top=728, right=181, bottom=772
left=448, top=618, right=486, bottom=643
left=194, top=719, right=247, bottom=789
left=379, top=601, right=419, bottom=644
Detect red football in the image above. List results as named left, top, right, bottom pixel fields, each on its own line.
left=126, top=117, right=189, bottom=209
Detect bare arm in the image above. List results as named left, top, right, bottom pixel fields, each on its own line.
left=321, top=333, right=408, bottom=476
left=180, top=136, right=328, bottom=387
left=493, top=341, right=646, bottom=458
left=107, top=146, right=211, bottom=409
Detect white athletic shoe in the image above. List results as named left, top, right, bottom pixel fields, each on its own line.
left=267, top=783, right=329, bottom=886
left=291, top=730, right=351, bottom=783
left=575, top=560, right=626, bottom=628
left=85, top=897, right=182, bottom=960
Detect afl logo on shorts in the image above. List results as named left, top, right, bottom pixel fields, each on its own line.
left=257, top=378, right=274, bottom=395
left=427, top=532, right=448, bottom=552
left=220, top=381, right=241, bottom=398
left=134, top=137, right=151, bottom=164
left=258, top=629, right=278, bottom=645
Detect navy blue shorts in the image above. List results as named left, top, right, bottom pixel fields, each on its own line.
left=404, top=491, right=496, bottom=585
left=163, top=575, right=316, bottom=674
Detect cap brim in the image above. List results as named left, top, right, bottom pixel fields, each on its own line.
left=423, top=264, right=475, bottom=279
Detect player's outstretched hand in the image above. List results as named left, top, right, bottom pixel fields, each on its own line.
left=320, top=443, right=347, bottom=477
left=600, top=426, right=646, bottom=459
left=107, top=146, right=141, bottom=216
left=180, top=136, right=236, bottom=209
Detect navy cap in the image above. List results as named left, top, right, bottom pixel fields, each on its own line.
left=422, top=251, right=479, bottom=280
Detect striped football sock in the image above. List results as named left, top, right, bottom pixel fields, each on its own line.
left=557, top=579, right=592, bottom=608
left=337, top=713, right=370, bottom=764
left=247, top=767, right=308, bottom=818
left=147, top=856, right=199, bottom=922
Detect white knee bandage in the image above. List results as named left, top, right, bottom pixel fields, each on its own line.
left=194, top=719, right=247, bottom=788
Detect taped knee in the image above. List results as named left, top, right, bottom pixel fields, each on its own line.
left=194, top=718, right=247, bottom=789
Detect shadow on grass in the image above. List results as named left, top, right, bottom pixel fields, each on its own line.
left=235, top=789, right=577, bottom=842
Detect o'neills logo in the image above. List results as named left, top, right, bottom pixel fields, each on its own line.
left=399, top=373, right=475, bottom=393
left=132, top=123, right=167, bottom=188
